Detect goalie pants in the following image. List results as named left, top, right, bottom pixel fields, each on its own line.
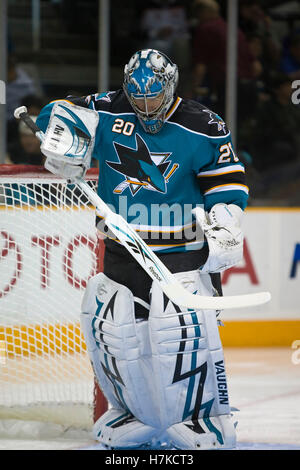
left=103, top=239, right=222, bottom=320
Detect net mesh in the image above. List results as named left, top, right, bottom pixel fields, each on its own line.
left=0, top=166, right=104, bottom=429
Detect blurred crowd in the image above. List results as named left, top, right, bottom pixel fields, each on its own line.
left=5, top=0, right=300, bottom=205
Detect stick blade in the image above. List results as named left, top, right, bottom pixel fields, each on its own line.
left=162, top=283, right=271, bottom=310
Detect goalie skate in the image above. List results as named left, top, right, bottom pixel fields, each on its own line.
left=166, top=414, right=236, bottom=450
left=93, top=408, right=169, bottom=450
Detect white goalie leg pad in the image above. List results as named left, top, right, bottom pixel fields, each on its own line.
left=93, top=408, right=167, bottom=449
left=80, top=272, right=163, bottom=432
left=148, top=269, right=236, bottom=448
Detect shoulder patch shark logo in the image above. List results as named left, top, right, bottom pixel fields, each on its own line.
left=106, top=134, right=179, bottom=195
left=95, top=91, right=116, bottom=102
left=85, top=91, right=116, bottom=106
left=203, top=109, right=227, bottom=134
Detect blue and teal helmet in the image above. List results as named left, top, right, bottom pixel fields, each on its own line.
left=123, top=49, right=179, bottom=134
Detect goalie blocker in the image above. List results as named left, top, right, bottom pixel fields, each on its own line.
left=81, top=270, right=236, bottom=450
left=40, top=102, right=99, bottom=180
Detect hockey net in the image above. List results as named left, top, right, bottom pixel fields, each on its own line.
left=0, top=165, right=107, bottom=434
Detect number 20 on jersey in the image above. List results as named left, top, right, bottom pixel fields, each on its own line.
left=112, top=119, right=135, bottom=136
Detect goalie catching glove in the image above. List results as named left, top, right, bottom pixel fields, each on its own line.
left=192, top=203, right=244, bottom=273
left=41, top=101, right=99, bottom=181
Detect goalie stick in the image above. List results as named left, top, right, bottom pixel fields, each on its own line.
left=14, top=106, right=271, bottom=310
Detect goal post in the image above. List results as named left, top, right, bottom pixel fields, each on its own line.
left=0, top=164, right=108, bottom=430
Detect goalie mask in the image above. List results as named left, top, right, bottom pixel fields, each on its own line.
left=123, top=49, right=179, bottom=134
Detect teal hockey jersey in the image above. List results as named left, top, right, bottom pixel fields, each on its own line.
left=36, top=90, right=248, bottom=254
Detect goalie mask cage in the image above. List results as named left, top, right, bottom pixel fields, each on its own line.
left=0, top=165, right=107, bottom=432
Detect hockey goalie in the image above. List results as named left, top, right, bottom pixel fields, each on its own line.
left=34, top=49, right=248, bottom=449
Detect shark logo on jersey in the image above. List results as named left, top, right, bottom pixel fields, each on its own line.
left=85, top=91, right=116, bottom=106
left=203, top=109, right=227, bottom=134
left=106, top=133, right=179, bottom=195
left=94, top=91, right=116, bottom=102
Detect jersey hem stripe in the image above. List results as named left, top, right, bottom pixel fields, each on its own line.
left=204, top=184, right=249, bottom=195
left=197, top=164, right=245, bottom=177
